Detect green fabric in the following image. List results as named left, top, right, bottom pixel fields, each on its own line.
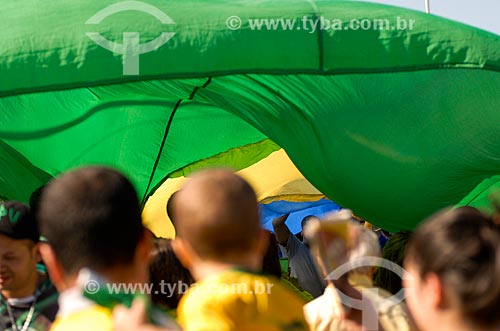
left=168, top=139, right=280, bottom=178
left=455, top=176, right=500, bottom=215
left=1, top=1, right=500, bottom=231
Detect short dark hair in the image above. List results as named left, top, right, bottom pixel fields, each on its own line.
left=301, top=215, right=316, bottom=229
left=150, top=238, right=194, bottom=309
left=38, top=166, right=144, bottom=275
left=406, top=207, right=500, bottom=328
left=174, top=169, right=260, bottom=259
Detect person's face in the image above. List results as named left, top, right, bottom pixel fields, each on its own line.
left=403, top=260, right=438, bottom=331
left=0, top=234, right=39, bottom=296
left=301, top=216, right=320, bottom=246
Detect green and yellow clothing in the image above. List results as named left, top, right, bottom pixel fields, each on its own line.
left=49, top=286, right=112, bottom=331
left=178, top=269, right=308, bottom=331
left=51, top=304, right=112, bottom=331
left=51, top=269, right=179, bottom=331
left=281, top=274, right=314, bottom=302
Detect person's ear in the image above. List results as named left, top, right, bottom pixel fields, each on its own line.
left=131, top=229, right=155, bottom=284
left=32, top=242, right=42, bottom=263
left=38, top=243, right=66, bottom=292
left=423, top=272, right=445, bottom=309
left=171, top=238, right=194, bottom=270
left=135, top=228, right=154, bottom=265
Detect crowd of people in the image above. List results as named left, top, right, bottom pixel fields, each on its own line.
left=1, top=166, right=500, bottom=331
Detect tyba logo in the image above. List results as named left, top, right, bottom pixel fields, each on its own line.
left=325, top=256, right=414, bottom=331
left=85, top=1, right=176, bottom=75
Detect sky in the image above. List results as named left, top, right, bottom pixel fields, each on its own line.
left=357, top=0, right=500, bottom=35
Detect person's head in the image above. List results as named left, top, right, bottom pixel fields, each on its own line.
left=171, top=169, right=268, bottom=277
left=348, top=226, right=381, bottom=278
left=149, top=238, right=194, bottom=310
left=37, top=166, right=152, bottom=291
left=166, top=191, right=178, bottom=231
left=373, top=230, right=411, bottom=295
left=301, top=215, right=318, bottom=230
left=0, top=201, right=40, bottom=299
left=300, top=215, right=319, bottom=246
left=404, top=207, right=500, bottom=331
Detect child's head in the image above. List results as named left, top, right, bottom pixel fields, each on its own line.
left=37, top=166, right=151, bottom=290
left=404, top=207, right=500, bottom=331
left=171, top=169, right=267, bottom=275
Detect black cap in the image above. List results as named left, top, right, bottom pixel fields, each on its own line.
left=0, top=201, right=39, bottom=242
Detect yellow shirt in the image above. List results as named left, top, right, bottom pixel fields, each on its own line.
left=50, top=306, right=112, bottom=331
left=177, top=269, right=308, bottom=331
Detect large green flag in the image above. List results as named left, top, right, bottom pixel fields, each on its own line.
left=1, top=0, right=500, bottom=231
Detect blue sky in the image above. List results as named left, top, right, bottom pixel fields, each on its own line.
left=357, top=0, right=500, bottom=35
